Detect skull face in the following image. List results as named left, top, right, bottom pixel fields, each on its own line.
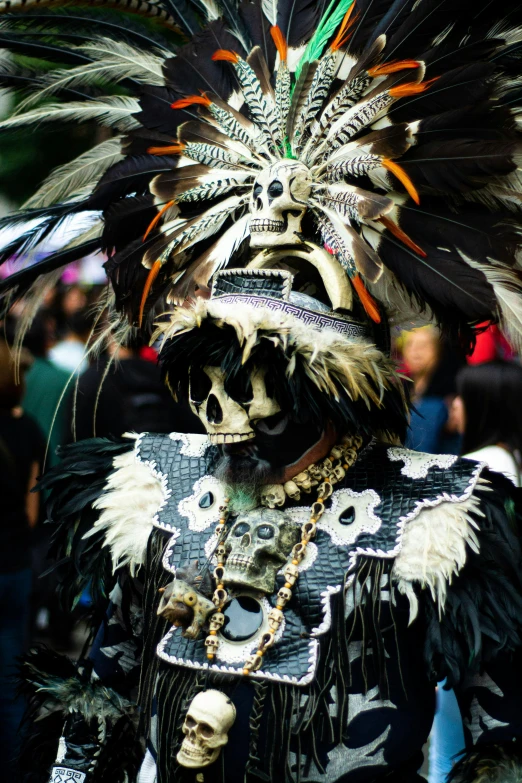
left=249, top=160, right=312, bottom=248
left=224, top=508, right=300, bottom=593
left=189, top=365, right=280, bottom=444
left=177, top=690, right=236, bottom=769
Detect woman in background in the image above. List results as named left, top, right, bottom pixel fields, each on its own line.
left=429, top=360, right=522, bottom=782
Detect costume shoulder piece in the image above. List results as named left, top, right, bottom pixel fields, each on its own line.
left=39, top=432, right=215, bottom=609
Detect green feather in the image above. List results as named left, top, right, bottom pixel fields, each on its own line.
left=293, top=0, right=355, bottom=84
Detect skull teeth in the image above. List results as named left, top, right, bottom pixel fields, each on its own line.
left=250, top=219, right=285, bottom=233
left=227, top=554, right=255, bottom=569
left=209, top=432, right=255, bottom=444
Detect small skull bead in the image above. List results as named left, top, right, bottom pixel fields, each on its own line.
left=294, top=472, right=313, bottom=493
left=260, top=484, right=286, bottom=509
left=209, top=612, right=224, bottom=632
left=277, top=586, right=292, bottom=606
left=284, top=563, right=299, bottom=586
left=204, top=636, right=220, bottom=655
left=268, top=607, right=284, bottom=630
left=283, top=480, right=301, bottom=502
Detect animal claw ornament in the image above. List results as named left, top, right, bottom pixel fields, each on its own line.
left=249, top=160, right=312, bottom=248
left=157, top=579, right=214, bottom=639
left=189, top=366, right=280, bottom=444
left=177, top=690, right=236, bottom=769
left=224, top=509, right=300, bottom=593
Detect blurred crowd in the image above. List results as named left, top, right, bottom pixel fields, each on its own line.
left=0, top=282, right=521, bottom=781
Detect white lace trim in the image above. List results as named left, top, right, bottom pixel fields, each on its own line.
left=169, top=432, right=210, bottom=457
left=387, top=447, right=458, bottom=479
left=178, top=475, right=227, bottom=532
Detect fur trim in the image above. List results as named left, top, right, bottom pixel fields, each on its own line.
left=392, top=493, right=483, bottom=623
left=89, top=434, right=164, bottom=574
left=155, top=298, right=403, bottom=410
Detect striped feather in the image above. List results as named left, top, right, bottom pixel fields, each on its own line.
left=0, top=0, right=179, bottom=27
left=145, top=194, right=247, bottom=267
left=293, top=49, right=339, bottom=152
left=274, top=61, right=291, bottom=141
left=316, top=184, right=393, bottom=222
left=176, top=173, right=253, bottom=203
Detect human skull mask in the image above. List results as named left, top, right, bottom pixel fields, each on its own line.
left=189, top=366, right=280, bottom=444
left=249, top=160, right=312, bottom=248
left=177, top=689, right=236, bottom=769
left=224, top=509, right=300, bottom=593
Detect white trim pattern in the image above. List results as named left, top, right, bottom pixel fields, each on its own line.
left=178, top=475, right=226, bottom=531
left=387, top=447, right=458, bottom=479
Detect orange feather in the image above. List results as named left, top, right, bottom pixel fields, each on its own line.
left=147, top=143, right=185, bottom=156
left=331, top=3, right=357, bottom=51
left=389, top=76, right=439, bottom=98
left=379, top=216, right=426, bottom=257
left=212, top=49, right=239, bottom=63
left=352, top=274, right=381, bottom=323
left=171, top=95, right=212, bottom=109
left=382, top=159, right=420, bottom=205
left=139, top=259, right=162, bottom=328
left=143, top=200, right=175, bottom=242
left=368, top=60, right=421, bottom=76
left=270, top=25, right=287, bottom=62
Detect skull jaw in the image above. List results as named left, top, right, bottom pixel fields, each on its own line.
left=249, top=217, right=303, bottom=249
left=208, top=430, right=255, bottom=445
left=224, top=560, right=284, bottom=594
left=177, top=740, right=221, bottom=769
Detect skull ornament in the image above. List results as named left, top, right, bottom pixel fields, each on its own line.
left=189, top=365, right=280, bottom=444
left=156, top=579, right=214, bottom=640
left=177, top=690, right=236, bottom=769
left=249, top=160, right=312, bottom=248
left=224, top=508, right=300, bottom=593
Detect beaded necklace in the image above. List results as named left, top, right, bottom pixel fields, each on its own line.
left=204, top=435, right=363, bottom=675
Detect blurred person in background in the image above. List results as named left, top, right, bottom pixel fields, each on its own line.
left=401, top=326, right=465, bottom=454
left=23, top=313, right=71, bottom=468
left=70, top=334, right=198, bottom=440
left=0, top=339, right=45, bottom=781
left=49, top=307, right=96, bottom=375
left=429, top=360, right=522, bottom=783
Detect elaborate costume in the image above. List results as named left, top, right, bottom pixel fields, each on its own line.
left=3, top=0, right=522, bottom=781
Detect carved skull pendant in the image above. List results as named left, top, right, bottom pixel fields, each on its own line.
left=189, top=365, right=280, bottom=444
left=224, top=508, right=300, bottom=593
left=249, top=160, right=312, bottom=248
left=177, top=690, right=236, bottom=769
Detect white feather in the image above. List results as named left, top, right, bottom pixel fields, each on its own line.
left=0, top=96, right=141, bottom=132
left=23, top=138, right=123, bottom=209
left=15, top=38, right=165, bottom=113
left=261, top=0, right=277, bottom=25
left=199, top=212, right=250, bottom=268
left=392, top=492, right=483, bottom=623
left=89, top=435, right=165, bottom=574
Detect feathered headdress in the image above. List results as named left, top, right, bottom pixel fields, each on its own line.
left=2, top=0, right=522, bottom=350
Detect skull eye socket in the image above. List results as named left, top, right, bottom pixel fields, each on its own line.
left=253, top=183, right=263, bottom=198
left=186, top=716, right=197, bottom=729
left=224, top=371, right=253, bottom=405
left=257, top=524, right=275, bottom=540
left=267, top=180, right=284, bottom=198
left=189, top=368, right=212, bottom=405
left=199, top=723, right=215, bottom=739
left=233, top=521, right=250, bottom=537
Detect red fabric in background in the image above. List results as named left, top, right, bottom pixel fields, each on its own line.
left=467, top=324, right=514, bottom=365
